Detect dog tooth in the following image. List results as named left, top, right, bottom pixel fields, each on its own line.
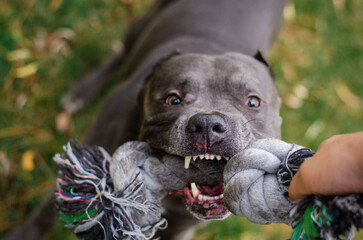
left=193, top=156, right=198, bottom=161
left=224, top=156, right=230, bottom=161
left=210, top=154, right=215, bottom=160
left=191, top=182, right=199, bottom=198
left=205, top=154, right=210, bottom=160
left=220, top=194, right=223, bottom=198
left=198, top=195, right=203, bottom=201
left=216, top=155, right=221, bottom=160
left=199, top=154, right=205, bottom=159
left=185, top=156, right=191, bottom=169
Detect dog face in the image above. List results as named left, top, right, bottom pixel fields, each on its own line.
left=138, top=52, right=282, bottom=220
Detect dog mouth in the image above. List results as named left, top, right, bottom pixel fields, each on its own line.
left=171, top=182, right=230, bottom=220
left=170, top=154, right=231, bottom=220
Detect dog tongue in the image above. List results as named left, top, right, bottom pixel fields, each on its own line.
left=199, top=183, right=224, bottom=195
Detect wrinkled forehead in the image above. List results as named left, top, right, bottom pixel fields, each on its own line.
left=148, top=53, right=274, bottom=92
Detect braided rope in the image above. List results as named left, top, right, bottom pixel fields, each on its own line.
left=224, top=139, right=305, bottom=225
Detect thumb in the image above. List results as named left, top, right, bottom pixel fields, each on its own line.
left=288, top=168, right=311, bottom=201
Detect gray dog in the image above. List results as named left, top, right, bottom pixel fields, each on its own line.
left=6, top=0, right=288, bottom=239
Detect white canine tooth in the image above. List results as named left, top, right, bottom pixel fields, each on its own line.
left=210, top=154, right=215, bottom=160
left=185, top=156, right=191, bottom=169
left=199, top=154, right=205, bottom=159
left=193, top=156, right=198, bottom=160
left=224, top=156, right=230, bottom=161
left=220, top=194, right=223, bottom=198
left=191, top=182, right=199, bottom=198
left=205, top=154, right=210, bottom=160
left=216, top=155, right=221, bottom=160
left=198, top=195, right=203, bottom=201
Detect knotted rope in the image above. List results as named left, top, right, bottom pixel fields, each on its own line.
left=224, top=138, right=363, bottom=240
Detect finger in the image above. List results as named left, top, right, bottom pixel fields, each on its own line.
left=288, top=170, right=308, bottom=201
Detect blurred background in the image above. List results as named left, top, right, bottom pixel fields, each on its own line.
left=0, top=0, right=362, bottom=239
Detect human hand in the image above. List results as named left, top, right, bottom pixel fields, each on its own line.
left=289, top=132, right=363, bottom=201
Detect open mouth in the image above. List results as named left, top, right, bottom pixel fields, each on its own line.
left=170, top=154, right=231, bottom=220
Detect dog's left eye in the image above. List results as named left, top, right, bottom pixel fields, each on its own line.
left=246, top=96, right=261, bottom=108
left=165, top=94, right=182, bottom=105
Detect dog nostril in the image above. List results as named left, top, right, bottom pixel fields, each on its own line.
left=212, top=124, right=225, bottom=133
left=196, top=125, right=203, bottom=132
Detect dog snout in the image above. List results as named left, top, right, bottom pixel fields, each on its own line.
left=187, top=113, right=228, bottom=148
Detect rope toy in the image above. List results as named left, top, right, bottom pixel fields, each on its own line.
left=55, top=139, right=362, bottom=239
left=54, top=140, right=167, bottom=240
left=224, top=138, right=363, bottom=240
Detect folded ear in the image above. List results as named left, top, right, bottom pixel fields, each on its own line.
left=137, top=49, right=182, bottom=109
left=253, top=50, right=274, bottom=78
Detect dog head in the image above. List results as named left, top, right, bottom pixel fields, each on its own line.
left=138, top=52, right=282, bottom=219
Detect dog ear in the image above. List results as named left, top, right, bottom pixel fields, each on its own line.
left=137, top=49, right=182, bottom=109
left=253, top=50, right=274, bottom=78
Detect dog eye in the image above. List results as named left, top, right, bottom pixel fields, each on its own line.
left=245, top=96, right=261, bottom=108
left=165, top=94, right=182, bottom=105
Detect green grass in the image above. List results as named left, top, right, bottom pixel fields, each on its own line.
left=0, top=0, right=362, bottom=239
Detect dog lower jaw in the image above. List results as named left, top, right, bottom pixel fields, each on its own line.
left=170, top=182, right=230, bottom=220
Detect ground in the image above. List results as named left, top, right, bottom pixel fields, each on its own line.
left=0, top=0, right=362, bottom=239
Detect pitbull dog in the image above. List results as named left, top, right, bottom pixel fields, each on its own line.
left=5, top=0, right=287, bottom=239
left=84, top=0, right=286, bottom=238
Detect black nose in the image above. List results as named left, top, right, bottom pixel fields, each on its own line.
left=187, top=113, right=228, bottom=148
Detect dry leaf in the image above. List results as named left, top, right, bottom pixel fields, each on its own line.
left=15, top=94, right=27, bottom=110
left=56, top=112, right=73, bottom=133
left=50, top=0, right=63, bottom=12
left=22, top=150, right=35, bottom=172
left=305, top=121, right=325, bottom=140
left=284, top=93, right=302, bottom=109
left=6, top=48, right=31, bottom=61
left=335, top=82, right=360, bottom=110
left=283, top=3, right=296, bottom=21
left=293, top=84, right=309, bottom=99
left=0, top=151, right=10, bottom=175
left=15, top=63, right=38, bottom=78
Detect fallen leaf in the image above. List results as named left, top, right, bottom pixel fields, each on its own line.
left=6, top=48, right=31, bottom=61
left=305, top=120, right=326, bottom=140
left=15, top=94, right=27, bottom=110
left=56, top=111, right=73, bottom=133
left=335, top=82, right=360, bottom=110
left=284, top=93, right=302, bottom=109
left=50, top=0, right=63, bottom=12
left=283, top=3, right=296, bottom=21
left=15, top=63, right=38, bottom=78
left=0, top=151, right=10, bottom=176
left=293, top=84, right=309, bottom=99
left=21, top=150, right=35, bottom=172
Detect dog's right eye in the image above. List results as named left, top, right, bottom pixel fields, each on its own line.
left=165, top=94, right=182, bottom=105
